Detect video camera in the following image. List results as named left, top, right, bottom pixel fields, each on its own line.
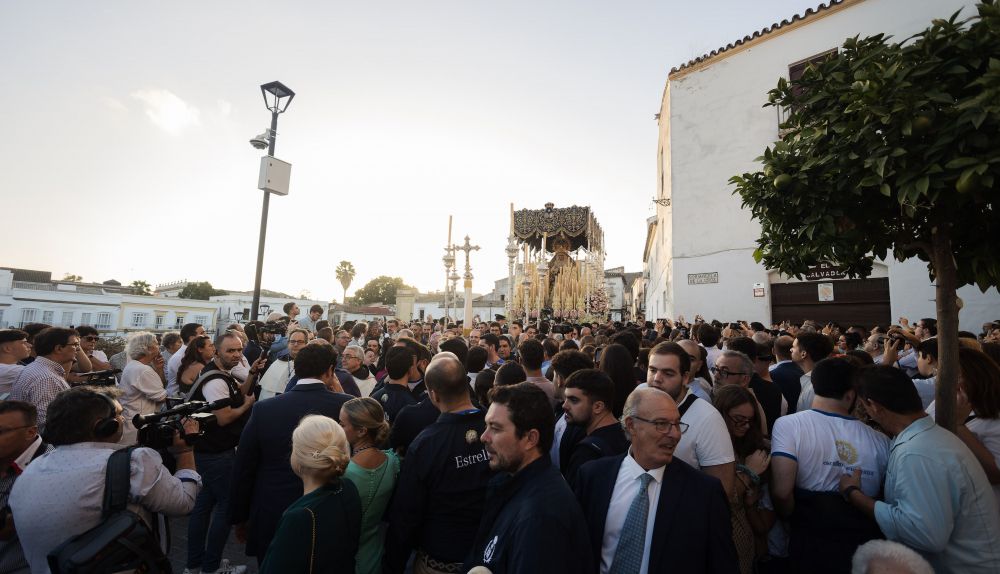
left=245, top=319, right=288, bottom=350
left=132, top=398, right=232, bottom=450
left=72, top=369, right=121, bottom=386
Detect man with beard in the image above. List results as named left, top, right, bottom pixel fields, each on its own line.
left=465, top=383, right=593, bottom=573
left=642, top=341, right=735, bottom=498
left=185, top=332, right=257, bottom=574
left=574, top=387, right=737, bottom=573
left=560, top=369, right=629, bottom=488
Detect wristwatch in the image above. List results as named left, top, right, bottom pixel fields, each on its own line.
left=841, top=485, right=861, bottom=502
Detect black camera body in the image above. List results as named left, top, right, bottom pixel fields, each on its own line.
left=132, top=398, right=230, bottom=450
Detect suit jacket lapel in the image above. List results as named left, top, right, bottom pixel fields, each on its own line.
left=648, top=460, right=686, bottom=570
left=593, top=455, right=626, bottom=551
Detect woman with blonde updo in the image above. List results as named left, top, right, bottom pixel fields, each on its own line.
left=260, top=415, right=361, bottom=574
left=340, top=397, right=400, bottom=574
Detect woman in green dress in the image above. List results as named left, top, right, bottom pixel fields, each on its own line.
left=261, top=415, right=362, bottom=574
left=340, top=397, right=401, bottom=574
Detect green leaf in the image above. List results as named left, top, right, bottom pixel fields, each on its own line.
left=753, top=248, right=764, bottom=264
left=915, top=176, right=929, bottom=196
left=945, top=157, right=981, bottom=169
left=880, top=183, right=892, bottom=196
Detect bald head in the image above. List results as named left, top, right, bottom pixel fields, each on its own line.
left=622, top=386, right=677, bottom=426
left=425, top=353, right=469, bottom=402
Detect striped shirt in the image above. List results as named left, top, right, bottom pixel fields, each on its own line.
left=9, top=357, right=69, bottom=431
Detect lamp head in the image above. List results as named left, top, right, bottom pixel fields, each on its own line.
left=260, top=81, right=295, bottom=113
left=249, top=130, right=270, bottom=150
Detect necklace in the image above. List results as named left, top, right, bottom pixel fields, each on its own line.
left=353, top=445, right=376, bottom=456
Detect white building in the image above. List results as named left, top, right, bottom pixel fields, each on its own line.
left=646, top=0, right=998, bottom=329
left=211, top=293, right=328, bottom=326
left=0, top=268, right=217, bottom=334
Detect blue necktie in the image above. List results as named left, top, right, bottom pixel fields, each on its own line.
left=610, top=472, right=654, bottom=574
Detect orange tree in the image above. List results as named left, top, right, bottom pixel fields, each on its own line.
left=730, top=2, right=1000, bottom=431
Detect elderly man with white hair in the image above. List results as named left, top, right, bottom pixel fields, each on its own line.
left=852, top=540, right=934, bottom=574
left=119, top=331, right=168, bottom=444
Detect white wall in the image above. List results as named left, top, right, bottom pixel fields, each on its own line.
left=648, top=0, right=994, bottom=325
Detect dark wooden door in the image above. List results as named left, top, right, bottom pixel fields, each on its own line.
left=771, top=278, right=891, bottom=327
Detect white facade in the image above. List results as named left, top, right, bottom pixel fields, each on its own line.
left=0, top=269, right=218, bottom=334
left=647, top=0, right=998, bottom=329
left=211, top=293, right=328, bottom=326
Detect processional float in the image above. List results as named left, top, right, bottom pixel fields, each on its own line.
left=505, top=202, right=607, bottom=324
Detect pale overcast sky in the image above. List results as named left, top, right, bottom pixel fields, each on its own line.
left=2, top=0, right=825, bottom=302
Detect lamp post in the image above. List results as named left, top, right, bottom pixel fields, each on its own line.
left=250, top=81, right=295, bottom=321
left=448, top=268, right=460, bottom=322
left=536, top=254, right=549, bottom=331
left=505, top=235, right=518, bottom=317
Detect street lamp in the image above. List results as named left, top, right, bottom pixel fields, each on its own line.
left=250, top=81, right=295, bottom=321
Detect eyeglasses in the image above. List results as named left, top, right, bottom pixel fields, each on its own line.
left=61, top=341, right=81, bottom=348
left=631, top=415, right=688, bottom=434
left=83, top=336, right=100, bottom=342
left=728, top=414, right=753, bottom=427
left=0, top=424, right=35, bottom=435
left=711, top=366, right=747, bottom=378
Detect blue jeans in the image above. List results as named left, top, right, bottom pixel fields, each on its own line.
left=186, top=449, right=236, bottom=572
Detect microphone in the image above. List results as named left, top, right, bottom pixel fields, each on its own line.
left=132, top=397, right=235, bottom=428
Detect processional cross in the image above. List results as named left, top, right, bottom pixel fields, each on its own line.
left=458, top=235, right=481, bottom=281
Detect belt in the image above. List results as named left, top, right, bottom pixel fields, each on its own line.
left=418, top=550, right=464, bottom=573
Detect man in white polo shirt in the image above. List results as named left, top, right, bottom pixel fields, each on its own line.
left=771, top=357, right=889, bottom=574
left=644, top=341, right=735, bottom=497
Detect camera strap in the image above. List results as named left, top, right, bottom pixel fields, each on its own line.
left=185, top=369, right=235, bottom=402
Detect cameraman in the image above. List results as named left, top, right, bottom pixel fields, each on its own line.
left=185, top=332, right=258, bottom=574
left=119, top=331, right=168, bottom=445
left=9, top=387, right=200, bottom=573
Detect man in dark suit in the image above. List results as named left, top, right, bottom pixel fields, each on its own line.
left=229, top=343, right=354, bottom=565
left=770, top=335, right=805, bottom=413
left=575, top=387, right=738, bottom=574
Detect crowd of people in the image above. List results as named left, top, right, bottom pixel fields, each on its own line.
left=2, top=303, right=1000, bottom=574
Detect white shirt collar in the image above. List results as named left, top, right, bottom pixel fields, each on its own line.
left=14, top=436, right=44, bottom=469
left=295, top=377, right=324, bottom=386
left=622, top=449, right=666, bottom=484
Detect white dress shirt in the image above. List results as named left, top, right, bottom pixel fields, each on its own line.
left=601, top=452, right=666, bottom=574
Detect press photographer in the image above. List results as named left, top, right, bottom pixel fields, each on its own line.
left=184, top=332, right=258, bottom=574
left=8, top=387, right=200, bottom=573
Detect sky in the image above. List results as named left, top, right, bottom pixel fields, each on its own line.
left=1, top=0, right=824, bottom=302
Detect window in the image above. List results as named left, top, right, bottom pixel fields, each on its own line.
left=42, top=310, right=54, bottom=324
left=175, top=316, right=185, bottom=328
left=193, top=315, right=208, bottom=327
left=80, top=312, right=92, bottom=326
left=61, top=311, right=73, bottom=326
left=96, top=312, right=111, bottom=330
left=155, top=315, right=165, bottom=329
left=131, top=312, right=147, bottom=328
left=20, top=309, right=37, bottom=327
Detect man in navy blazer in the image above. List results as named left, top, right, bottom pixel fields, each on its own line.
left=770, top=335, right=805, bottom=413
left=575, top=387, right=738, bottom=574
left=229, top=344, right=354, bottom=565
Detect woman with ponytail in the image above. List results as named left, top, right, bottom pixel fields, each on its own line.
left=261, top=415, right=362, bottom=573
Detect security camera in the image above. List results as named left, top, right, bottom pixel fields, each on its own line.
left=249, top=130, right=270, bottom=150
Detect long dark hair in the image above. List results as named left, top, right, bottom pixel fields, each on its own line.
left=599, top=343, right=637, bottom=418
left=178, top=335, right=213, bottom=380
left=694, top=344, right=713, bottom=387
left=712, top=385, right=766, bottom=458
left=960, top=347, right=1000, bottom=419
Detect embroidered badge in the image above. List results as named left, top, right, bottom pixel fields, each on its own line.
left=484, top=535, right=498, bottom=563
left=465, top=429, right=479, bottom=444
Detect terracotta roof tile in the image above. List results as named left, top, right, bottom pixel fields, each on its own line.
left=669, top=0, right=846, bottom=76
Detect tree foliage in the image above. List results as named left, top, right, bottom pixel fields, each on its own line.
left=130, top=280, right=152, bottom=295
left=730, top=2, right=1000, bottom=430
left=335, top=260, right=357, bottom=304
left=352, top=275, right=408, bottom=305
left=62, top=274, right=83, bottom=282
left=178, top=281, right=228, bottom=300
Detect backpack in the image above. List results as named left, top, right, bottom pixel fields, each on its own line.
left=47, top=447, right=171, bottom=574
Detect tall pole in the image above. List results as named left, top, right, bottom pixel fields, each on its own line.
left=457, top=235, right=480, bottom=333
left=251, top=110, right=279, bottom=321
left=443, top=216, right=453, bottom=323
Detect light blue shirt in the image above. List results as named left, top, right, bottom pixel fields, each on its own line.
left=874, top=416, right=1000, bottom=573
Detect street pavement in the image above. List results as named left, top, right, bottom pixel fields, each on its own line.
left=167, top=516, right=259, bottom=573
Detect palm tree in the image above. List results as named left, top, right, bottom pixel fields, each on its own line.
left=335, top=261, right=356, bottom=306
